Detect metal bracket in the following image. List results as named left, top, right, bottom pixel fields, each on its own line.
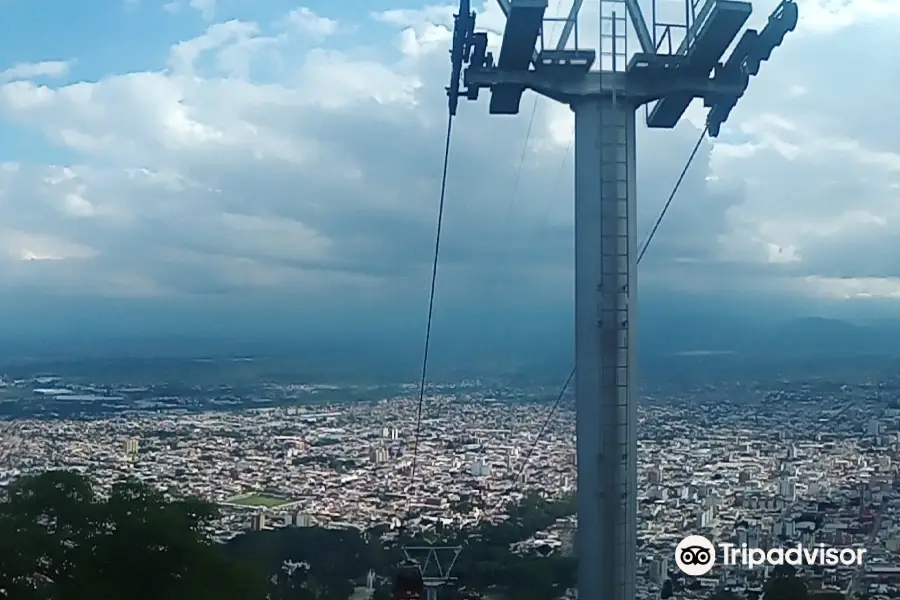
left=402, top=545, right=463, bottom=584
left=448, top=0, right=798, bottom=136
left=705, top=0, right=798, bottom=135
left=447, top=0, right=493, bottom=116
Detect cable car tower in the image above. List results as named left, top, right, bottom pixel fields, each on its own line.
left=446, top=1, right=796, bottom=600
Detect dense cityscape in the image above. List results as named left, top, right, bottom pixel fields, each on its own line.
left=1, top=366, right=899, bottom=599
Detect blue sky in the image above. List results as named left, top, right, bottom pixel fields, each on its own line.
left=0, top=0, right=896, bottom=345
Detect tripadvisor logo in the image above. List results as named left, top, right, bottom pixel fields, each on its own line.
left=675, top=535, right=867, bottom=576
left=675, top=535, right=716, bottom=576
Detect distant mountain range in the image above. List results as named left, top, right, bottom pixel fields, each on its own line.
left=641, top=316, right=900, bottom=357
left=0, top=290, right=899, bottom=380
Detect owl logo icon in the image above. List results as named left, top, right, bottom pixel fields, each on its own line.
left=675, top=535, right=716, bottom=576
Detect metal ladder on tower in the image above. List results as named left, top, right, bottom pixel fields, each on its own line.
left=599, top=0, right=628, bottom=73
left=598, top=2, right=634, bottom=596
left=597, top=0, right=632, bottom=388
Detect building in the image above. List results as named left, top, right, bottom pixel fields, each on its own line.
left=250, top=512, right=266, bottom=531
left=470, top=458, right=491, bottom=477
left=868, top=419, right=881, bottom=437
left=124, top=438, right=139, bottom=456
left=649, top=556, right=669, bottom=584
left=284, top=512, right=311, bottom=527
left=777, top=476, right=796, bottom=501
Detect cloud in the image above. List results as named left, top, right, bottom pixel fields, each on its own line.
left=189, top=0, right=216, bottom=20
left=284, top=7, right=339, bottom=39
left=705, top=9, right=900, bottom=297
left=0, top=61, right=70, bottom=83
left=0, top=0, right=896, bottom=308
left=164, top=0, right=216, bottom=20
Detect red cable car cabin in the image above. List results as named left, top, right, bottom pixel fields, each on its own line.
left=394, top=559, right=425, bottom=600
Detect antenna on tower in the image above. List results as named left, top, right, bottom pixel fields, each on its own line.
left=444, top=1, right=798, bottom=600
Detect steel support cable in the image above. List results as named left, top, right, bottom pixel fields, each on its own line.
left=637, top=124, right=708, bottom=265
left=503, top=103, right=540, bottom=223
left=502, top=8, right=565, bottom=224
left=512, top=124, right=710, bottom=486
left=539, top=136, right=573, bottom=227
left=408, top=114, right=456, bottom=505
left=490, top=13, right=567, bottom=375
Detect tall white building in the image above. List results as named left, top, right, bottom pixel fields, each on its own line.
left=470, top=458, right=491, bottom=477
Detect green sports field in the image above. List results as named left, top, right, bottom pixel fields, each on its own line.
left=226, top=494, right=290, bottom=508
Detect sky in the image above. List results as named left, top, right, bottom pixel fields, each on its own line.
left=0, top=0, right=898, bottom=347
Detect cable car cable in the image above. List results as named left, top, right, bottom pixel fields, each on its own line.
left=409, top=113, right=455, bottom=490
left=514, top=367, right=574, bottom=483
left=540, top=137, right=573, bottom=226
left=394, top=114, right=455, bottom=600
left=513, top=124, right=709, bottom=485
left=637, top=124, right=708, bottom=264
left=503, top=102, right=539, bottom=223
left=509, top=135, right=573, bottom=483
left=491, top=9, right=567, bottom=375
left=501, top=5, right=565, bottom=226
left=395, top=9, right=470, bottom=591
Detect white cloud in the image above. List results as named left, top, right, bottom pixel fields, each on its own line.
left=0, top=61, right=70, bottom=83
left=164, top=0, right=216, bottom=19
left=0, top=1, right=896, bottom=307
left=793, top=0, right=900, bottom=34
left=284, top=7, right=339, bottom=39
left=189, top=0, right=216, bottom=20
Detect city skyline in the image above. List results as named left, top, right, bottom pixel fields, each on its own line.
left=0, top=364, right=897, bottom=599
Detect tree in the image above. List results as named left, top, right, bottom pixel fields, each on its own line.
left=0, top=470, right=266, bottom=600
left=270, top=565, right=317, bottom=600
left=763, top=564, right=807, bottom=600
